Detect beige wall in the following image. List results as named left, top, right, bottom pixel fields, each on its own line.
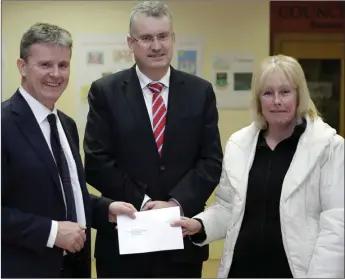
left=2, top=0, right=269, bottom=260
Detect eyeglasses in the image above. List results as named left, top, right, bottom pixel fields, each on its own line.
left=131, top=32, right=172, bottom=46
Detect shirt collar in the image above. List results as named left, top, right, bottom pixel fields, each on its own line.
left=135, top=65, right=170, bottom=90
left=18, top=86, right=58, bottom=125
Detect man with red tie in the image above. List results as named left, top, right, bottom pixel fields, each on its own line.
left=83, top=1, right=223, bottom=278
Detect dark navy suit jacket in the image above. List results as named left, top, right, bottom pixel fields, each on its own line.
left=1, top=90, right=112, bottom=278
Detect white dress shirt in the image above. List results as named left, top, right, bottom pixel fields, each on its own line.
left=136, top=66, right=170, bottom=209
left=19, top=87, right=86, bottom=248
left=136, top=65, right=170, bottom=127
left=135, top=66, right=182, bottom=214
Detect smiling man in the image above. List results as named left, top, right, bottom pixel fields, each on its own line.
left=83, top=1, right=223, bottom=278
left=1, top=23, right=137, bottom=278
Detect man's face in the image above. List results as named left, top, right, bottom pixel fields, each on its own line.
left=17, top=43, right=71, bottom=110
left=127, top=15, right=174, bottom=72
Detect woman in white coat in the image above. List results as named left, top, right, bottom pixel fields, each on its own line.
left=172, top=55, right=344, bottom=278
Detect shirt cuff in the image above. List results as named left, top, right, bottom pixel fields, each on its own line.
left=140, top=194, right=151, bottom=211
left=46, top=220, right=58, bottom=248
left=169, top=198, right=184, bottom=216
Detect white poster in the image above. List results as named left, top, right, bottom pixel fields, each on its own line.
left=76, top=34, right=135, bottom=133
left=172, top=35, right=203, bottom=77
left=212, top=52, right=254, bottom=109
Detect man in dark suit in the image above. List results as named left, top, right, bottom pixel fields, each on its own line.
left=83, top=1, right=223, bottom=278
left=1, top=23, right=137, bottom=278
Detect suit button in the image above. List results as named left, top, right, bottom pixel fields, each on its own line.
left=160, top=166, right=165, bottom=171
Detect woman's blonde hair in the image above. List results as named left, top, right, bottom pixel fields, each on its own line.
left=251, top=54, right=320, bottom=129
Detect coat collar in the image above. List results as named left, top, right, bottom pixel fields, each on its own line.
left=227, top=116, right=334, bottom=202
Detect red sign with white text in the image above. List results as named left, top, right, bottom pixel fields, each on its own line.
left=270, top=1, right=345, bottom=33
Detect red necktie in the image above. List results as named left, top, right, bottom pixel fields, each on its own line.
left=147, top=82, right=166, bottom=157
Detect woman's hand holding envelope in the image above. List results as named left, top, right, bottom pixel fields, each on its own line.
left=171, top=217, right=202, bottom=237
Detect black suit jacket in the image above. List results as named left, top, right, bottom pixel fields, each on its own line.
left=1, top=91, right=112, bottom=278
left=84, top=66, right=223, bottom=264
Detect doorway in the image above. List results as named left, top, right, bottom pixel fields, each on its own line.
left=273, top=33, right=345, bottom=136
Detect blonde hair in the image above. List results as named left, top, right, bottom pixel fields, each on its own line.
left=251, top=54, right=320, bottom=129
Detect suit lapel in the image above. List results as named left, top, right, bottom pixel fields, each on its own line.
left=57, top=112, right=84, bottom=183
left=11, top=91, right=63, bottom=197
left=58, top=112, right=91, bottom=222
left=123, top=66, right=161, bottom=160
left=161, top=67, right=185, bottom=157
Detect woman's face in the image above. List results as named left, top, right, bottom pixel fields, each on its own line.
left=260, top=72, right=298, bottom=128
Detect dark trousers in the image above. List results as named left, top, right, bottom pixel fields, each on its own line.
left=96, top=257, right=203, bottom=278
left=60, top=255, right=75, bottom=278
left=60, top=253, right=90, bottom=278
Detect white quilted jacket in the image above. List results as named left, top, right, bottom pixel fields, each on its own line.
left=194, top=116, right=344, bottom=278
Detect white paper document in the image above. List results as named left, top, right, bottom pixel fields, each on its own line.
left=117, top=206, right=184, bottom=255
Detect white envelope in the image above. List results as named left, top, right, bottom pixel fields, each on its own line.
left=117, top=206, right=184, bottom=255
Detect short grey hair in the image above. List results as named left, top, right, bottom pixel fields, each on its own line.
left=129, top=1, right=173, bottom=35
left=20, top=22, right=72, bottom=61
